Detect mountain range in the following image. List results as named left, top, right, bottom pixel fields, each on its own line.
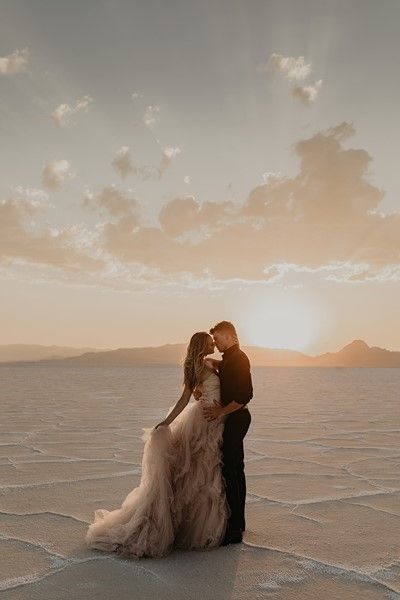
left=1, top=340, right=399, bottom=367
left=0, top=344, right=109, bottom=363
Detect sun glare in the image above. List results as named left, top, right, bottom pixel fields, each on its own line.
left=235, top=292, right=325, bottom=351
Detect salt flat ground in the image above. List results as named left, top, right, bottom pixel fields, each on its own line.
left=0, top=364, right=399, bottom=600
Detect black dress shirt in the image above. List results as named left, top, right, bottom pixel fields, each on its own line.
left=218, top=344, right=253, bottom=407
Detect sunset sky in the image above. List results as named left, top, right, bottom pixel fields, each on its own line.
left=1, top=0, right=399, bottom=354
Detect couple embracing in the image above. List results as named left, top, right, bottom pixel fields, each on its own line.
left=85, top=320, right=253, bottom=557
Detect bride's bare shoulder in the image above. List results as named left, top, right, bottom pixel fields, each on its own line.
left=204, top=357, right=216, bottom=370
left=200, top=361, right=218, bottom=381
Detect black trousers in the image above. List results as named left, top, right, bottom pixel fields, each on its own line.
left=221, top=407, right=251, bottom=532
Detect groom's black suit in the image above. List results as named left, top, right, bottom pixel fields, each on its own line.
left=218, top=344, right=253, bottom=532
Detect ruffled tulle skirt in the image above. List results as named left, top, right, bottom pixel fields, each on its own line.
left=85, top=400, right=229, bottom=558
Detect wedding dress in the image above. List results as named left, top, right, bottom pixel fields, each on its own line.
left=85, top=368, right=229, bottom=558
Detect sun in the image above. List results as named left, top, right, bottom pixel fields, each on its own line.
left=235, top=291, right=325, bottom=351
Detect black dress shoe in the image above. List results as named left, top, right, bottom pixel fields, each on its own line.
left=220, top=529, right=243, bottom=546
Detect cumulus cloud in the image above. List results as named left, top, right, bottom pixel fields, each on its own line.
left=0, top=47, right=29, bottom=75
left=262, top=53, right=312, bottom=81
left=3, top=123, right=398, bottom=289
left=42, top=160, right=76, bottom=190
left=261, top=52, right=322, bottom=105
left=86, top=122, right=400, bottom=282
left=292, top=79, right=323, bottom=105
left=131, top=92, right=143, bottom=100
left=51, top=95, right=93, bottom=127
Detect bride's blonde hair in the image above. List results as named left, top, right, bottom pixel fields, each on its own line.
left=183, top=332, right=211, bottom=391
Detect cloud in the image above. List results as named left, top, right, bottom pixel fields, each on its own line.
left=261, top=171, right=285, bottom=184
left=112, top=146, right=136, bottom=179
left=82, top=186, right=141, bottom=264
left=87, top=122, right=400, bottom=282
left=261, top=52, right=322, bottom=105
left=143, top=104, right=160, bottom=128
left=83, top=185, right=138, bottom=219
left=42, top=160, right=76, bottom=190
left=51, top=95, right=93, bottom=127
left=159, top=146, right=181, bottom=175
left=131, top=92, right=143, bottom=100
left=111, top=145, right=181, bottom=180
left=292, top=79, right=323, bottom=105
left=262, top=53, right=312, bottom=81
left=0, top=47, right=29, bottom=75
left=0, top=188, right=101, bottom=272
left=3, top=123, right=399, bottom=289
left=8, top=186, right=49, bottom=206
left=159, top=196, right=236, bottom=238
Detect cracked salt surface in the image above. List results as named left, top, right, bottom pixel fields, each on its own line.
left=0, top=364, right=399, bottom=599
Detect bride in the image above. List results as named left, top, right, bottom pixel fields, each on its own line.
left=85, top=331, right=230, bottom=558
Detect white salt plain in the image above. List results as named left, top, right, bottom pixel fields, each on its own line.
left=0, top=364, right=399, bottom=599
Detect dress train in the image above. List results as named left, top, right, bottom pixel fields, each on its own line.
left=85, top=370, right=229, bottom=558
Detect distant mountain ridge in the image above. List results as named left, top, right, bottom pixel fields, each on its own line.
left=2, top=339, right=399, bottom=367
left=0, top=344, right=110, bottom=363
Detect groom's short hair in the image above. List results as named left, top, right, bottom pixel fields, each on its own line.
left=210, top=320, right=238, bottom=340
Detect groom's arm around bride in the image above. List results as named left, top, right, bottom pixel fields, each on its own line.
left=201, top=343, right=253, bottom=422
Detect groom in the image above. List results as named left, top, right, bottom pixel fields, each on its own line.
left=196, top=320, right=253, bottom=546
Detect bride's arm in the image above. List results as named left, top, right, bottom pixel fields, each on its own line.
left=155, top=384, right=192, bottom=428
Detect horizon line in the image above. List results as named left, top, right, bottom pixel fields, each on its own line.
left=1, top=339, right=399, bottom=355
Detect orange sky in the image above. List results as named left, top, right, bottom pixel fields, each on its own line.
left=1, top=1, right=399, bottom=353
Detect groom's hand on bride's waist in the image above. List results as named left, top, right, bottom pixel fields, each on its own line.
left=203, top=399, right=248, bottom=420
left=202, top=400, right=225, bottom=421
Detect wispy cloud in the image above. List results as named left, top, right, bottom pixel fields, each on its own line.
left=51, top=95, right=93, bottom=127
left=0, top=47, right=29, bottom=76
